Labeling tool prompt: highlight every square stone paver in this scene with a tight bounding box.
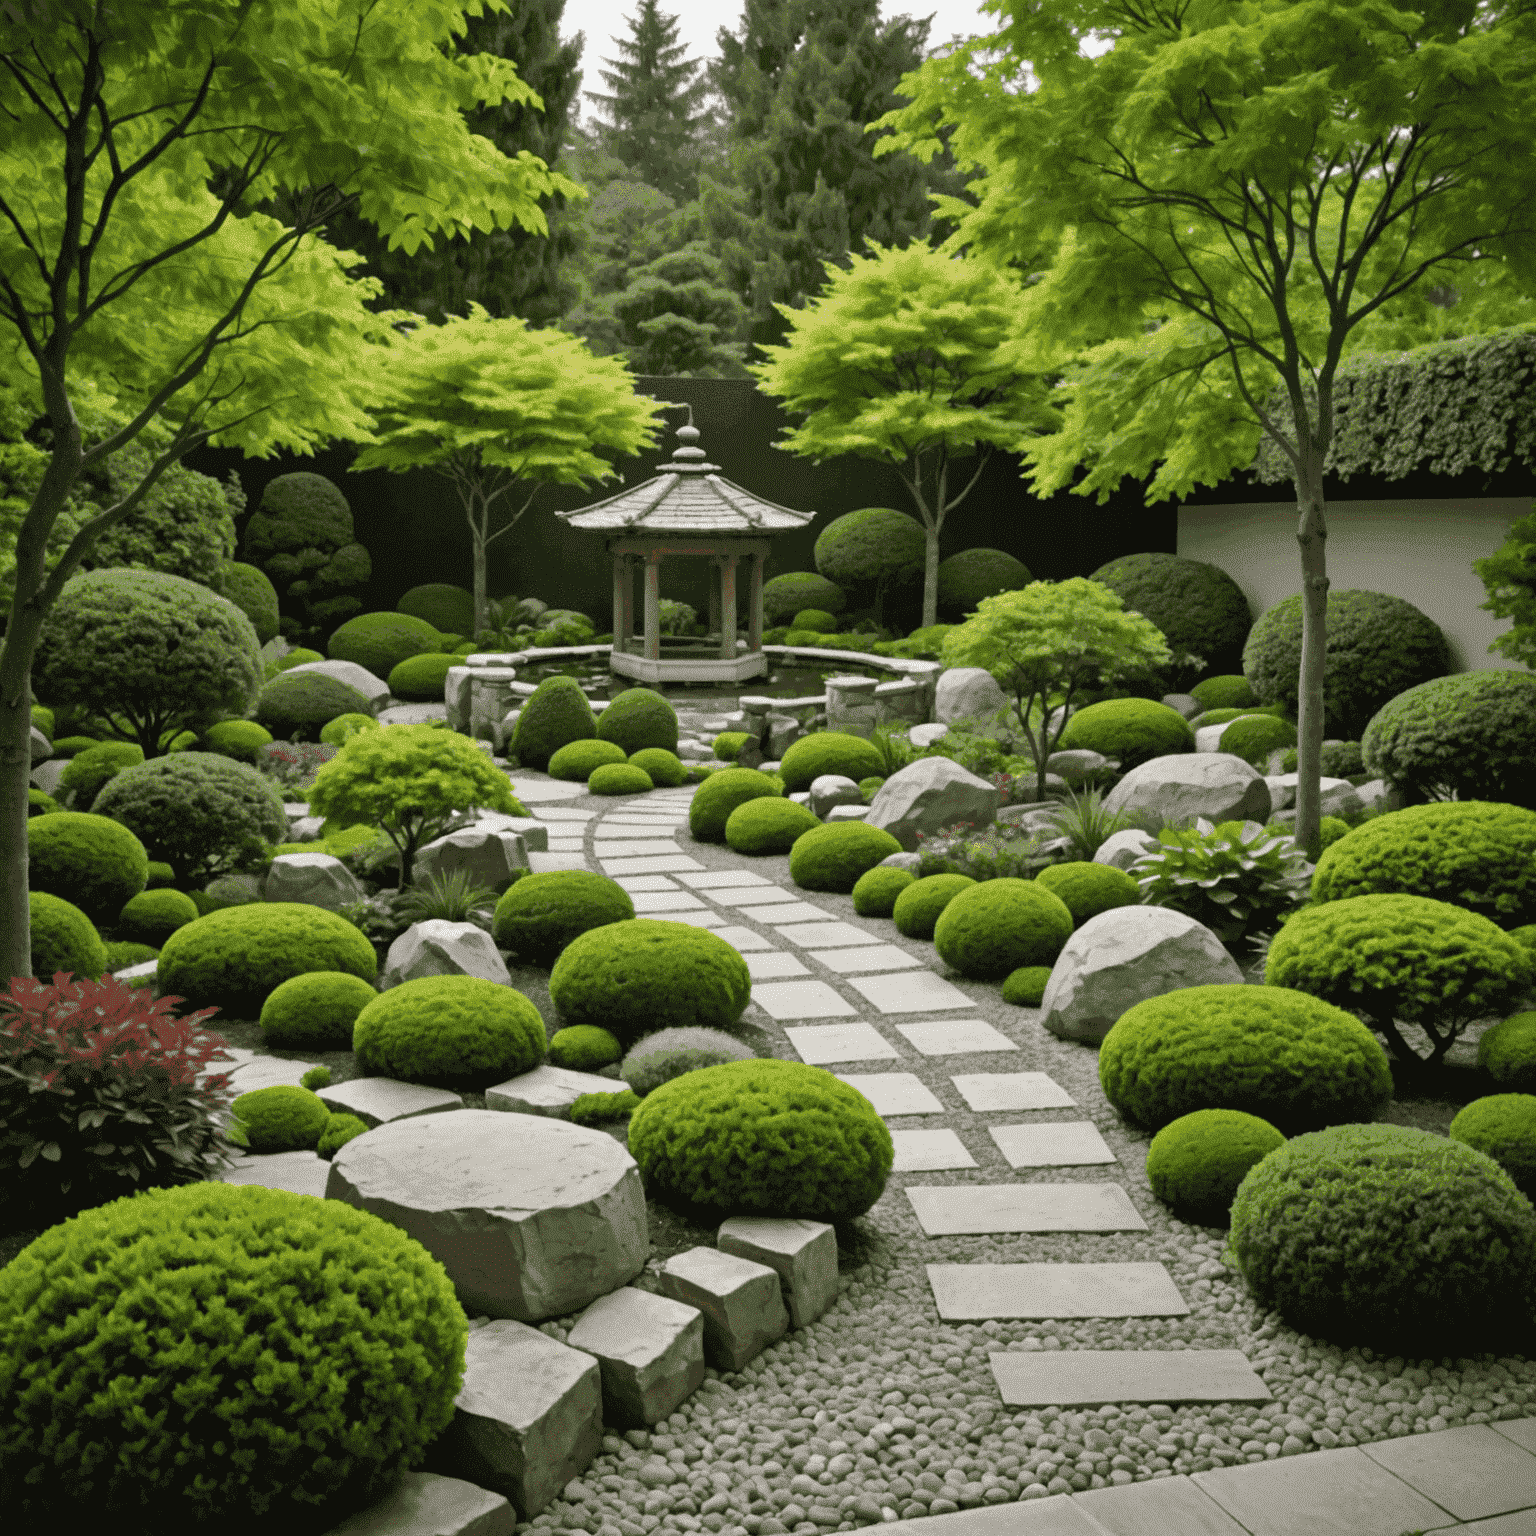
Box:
[834,1073,945,1115]
[754,905,845,927]
[927,1262,1189,1320]
[1362,1424,1536,1522]
[896,1018,1020,1055]
[989,1122,1118,1168]
[992,1349,1271,1408]
[600,854,705,875]
[750,981,859,1020]
[773,920,880,947]
[1192,1447,1450,1536]
[589,839,680,856]
[1073,1476,1250,1535]
[891,1129,977,1172]
[527,851,590,874]
[784,1022,899,1065]
[654,909,728,929]
[545,836,585,852]
[744,952,810,981]
[612,875,679,893]
[848,972,976,1013]
[906,1183,1147,1235]
[678,871,773,888]
[711,926,777,952]
[807,945,925,974]
[708,886,797,905]
[629,892,708,914]
[952,1073,1077,1112]
[526,806,596,820]
[1496,1419,1536,1456]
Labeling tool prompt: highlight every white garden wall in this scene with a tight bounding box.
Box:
[1177,497,1532,675]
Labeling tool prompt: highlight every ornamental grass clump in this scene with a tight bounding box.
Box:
[620,1026,758,1097]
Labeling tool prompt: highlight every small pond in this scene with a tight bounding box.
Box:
[519,650,905,704]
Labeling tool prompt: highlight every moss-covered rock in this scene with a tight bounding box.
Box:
[256,669,375,739]
[779,732,887,792]
[1219,712,1298,769]
[933,878,1074,979]
[115,887,199,946]
[327,610,441,680]
[386,652,457,703]
[548,738,629,781]
[397,583,475,636]
[629,748,687,787]
[893,873,976,940]
[1145,1109,1286,1226]
[548,1025,623,1072]
[29,890,107,982]
[1189,674,1256,711]
[596,688,679,755]
[1033,861,1140,927]
[851,865,916,917]
[1057,697,1195,771]
[1001,965,1052,1006]
[509,675,598,771]
[229,1084,330,1154]
[590,762,654,795]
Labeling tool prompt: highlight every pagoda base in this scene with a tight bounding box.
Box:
[610,650,769,685]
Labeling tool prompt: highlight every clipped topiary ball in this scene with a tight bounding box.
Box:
[893,873,976,940]
[317,1112,370,1161]
[1033,861,1140,927]
[29,890,107,982]
[619,1025,758,1097]
[509,674,598,771]
[1229,1122,1536,1355]
[1001,965,1052,1006]
[548,738,629,781]
[590,761,654,795]
[256,669,375,739]
[209,560,282,646]
[259,970,381,1051]
[103,940,159,972]
[492,871,635,967]
[115,887,199,946]
[1219,712,1297,769]
[1480,1012,1536,1093]
[319,712,380,748]
[789,821,904,893]
[597,687,679,755]
[689,767,783,842]
[1100,984,1393,1133]
[1449,1094,1536,1197]
[937,548,1031,618]
[1189,674,1256,711]
[1316,815,1350,853]
[1089,552,1253,681]
[199,718,274,766]
[791,608,839,634]
[725,796,821,855]
[1145,1109,1287,1226]
[1243,589,1452,739]
[28,789,60,818]
[628,1057,893,1221]
[712,732,751,762]
[397,582,475,636]
[27,811,149,922]
[1057,698,1195,771]
[762,572,846,624]
[0,1181,468,1534]
[629,748,686,787]
[353,975,546,1088]
[230,1083,331,1154]
[57,741,144,812]
[852,865,916,917]
[548,1025,623,1072]
[813,509,925,597]
[386,652,457,703]
[933,878,1074,979]
[549,919,752,1046]
[327,610,441,679]
[778,731,887,792]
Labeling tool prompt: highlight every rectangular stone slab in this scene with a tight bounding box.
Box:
[990,1349,1272,1407]
[711,925,778,951]
[835,1073,946,1115]
[655,910,729,928]
[708,886,799,905]
[1360,1423,1536,1523]
[807,944,924,974]
[891,1129,978,1172]
[905,1183,1148,1234]
[527,852,590,874]
[678,870,773,888]
[486,1064,626,1118]
[772,920,880,947]
[988,1123,1118,1168]
[952,1073,1077,1112]
[750,980,858,1020]
[848,972,976,1013]
[896,1019,1019,1055]
[544,837,584,852]
[744,951,810,980]
[784,1022,899,1065]
[1073,1476,1251,1535]
[599,854,704,874]
[588,840,680,856]
[927,1263,1190,1320]
[628,892,708,913]
[612,875,679,892]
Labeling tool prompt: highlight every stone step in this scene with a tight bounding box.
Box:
[320,1472,516,1536]
[847,971,976,1013]
[658,1245,789,1372]
[928,1262,1189,1321]
[485,1063,630,1118]
[219,1148,331,1198]
[895,1018,1019,1055]
[749,979,859,1020]
[316,1077,464,1129]
[988,1122,1117,1168]
[905,1183,1148,1235]
[717,1216,839,1331]
[564,1286,706,1429]
[990,1349,1272,1408]
[676,869,775,888]
[598,853,704,875]
[834,1072,946,1116]
[809,943,926,974]
[951,1073,1077,1111]
[891,1128,978,1171]
[785,1021,899,1065]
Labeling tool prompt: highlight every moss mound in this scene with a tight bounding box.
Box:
[936,548,1032,617]
[1480,1012,1536,1093]
[386,652,457,702]
[491,870,635,968]
[115,887,198,946]
[1033,861,1140,927]
[893,873,976,940]
[548,738,629,781]
[230,1084,330,1154]
[397,583,475,636]
[326,610,441,679]
[629,748,687,787]
[353,975,545,1088]
[597,688,679,755]
[713,732,752,762]
[689,768,783,842]
[509,675,598,771]
[852,865,916,917]
[548,1025,623,1071]
[725,796,821,855]
[1146,1109,1286,1226]
[791,608,838,633]
[1449,1093,1536,1197]
[256,670,374,738]
[57,741,144,812]
[259,970,381,1051]
[789,821,904,892]
[198,719,274,766]
[319,712,380,747]
[1001,965,1053,1006]
[779,731,887,792]
[933,878,1074,979]
[1219,713,1298,769]
[1057,697,1195,770]
[27,811,149,922]
[1189,674,1256,711]
[620,1025,758,1097]
[762,572,846,624]
[317,1113,370,1161]
[29,890,107,982]
[589,762,654,795]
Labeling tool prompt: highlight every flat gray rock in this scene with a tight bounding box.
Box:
[322,1472,517,1536]
[1360,1423,1536,1524]
[467,812,550,852]
[485,1063,631,1119]
[927,1262,1189,1320]
[987,1122,1117,1167]
[905,1182,1148,1235]
[218,1149,331,1198]
[809,773,864,817]
[316,1077,464,1129]
[1074,1476,1249,1535]
[565,1286,705,1429]
[834,1073,945,1116]
[991,1349,1272,1407]
[891,1129,978,1172]
[951,1073,1075,1112]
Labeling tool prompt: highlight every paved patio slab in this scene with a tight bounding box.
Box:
[773,920,883,946]
[656,909,729,928]
[808,944,925,974]
[1361,1423,1536,1522]
[849,972,976,1013]
[993,1349,1272,1408]
[710,926,777,951]
[708,886,799,905]
[784,1022,899,1064]
[527,852,590,874]
[750,981,859,1020]
[612,875,679,892]
[1072,1475,1250,1535]
[628,892,708,913]
[891,1129,978,1172]
[508,777,587,801]
[589,840,682,856]
[744,952,811,981]
[834,1073,946,1115]
[599,854,705,874]
[927,1262,1189,1320]
[952,1073,1077,1111]
[906,1183,1147,1234]
[678,871,774,888]
[896,1018,1019,1055]
[1497,1419,1536,1456]
[544,836,585,852]
[527,806,597,820]
[873,1496,1102,1535]
[989,1122,1118,1168]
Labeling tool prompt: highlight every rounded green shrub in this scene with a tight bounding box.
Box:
[255,669,374,739]
[1316,815,1350,853]
[1229,1123,1536,1355]
[0,1181,467,1534]
[1190,674,1256,711]
[157,902,378,1016]
[397,582,475,636]
[629,748,686,787]
[1099,984,1393,1133]
[143,860,175,889]
[779,731,887,792]
[712,732,751,762]
[198,718,274,765]
[1056,697,1195,770]
[893,873,976,940]
[1308,801,1536,929]
[29,890,107,982]
[933,878,1074,979]
[115,887,198,946]
[1480,1012,1536,1093]
[327,610,441,679]
[209,559,281,644]
[259,970,381,1051]
[92,751,289,885]
[320,712,381,747]
[689,767,783,842]
[230,1084,330,1154]
[317,1112,369,1161]
[27,811,148,922]
[50,735,101,758]
[813,509,924,597]
[549,919,752,1045]
[1449,1094,1536,1196]
[1320,740,1366,779]
[1089,552,1253,679]
[590,761,654,795]
[102,940,159,972]
[353,975,546,1088]
[1146,1109,1287,1226]
[1243,589,1452,738]
[492,871,634,968]
[791,609,839,634]
[762,572,846,624]
[936,548,1033,618]
[271,647,324,673]
[620,1025,758,1097]
[548,738,629,781]
[548,1025,623,1072]
[852,865,916,917]
[1219,712,1297,768]
[58,741,144,812]
[1361,669,1536,809]
[509,674,598,771]
[27,789,59,817]
[1033,861,1140,927]
[725,796,820,855]
[789,821,903,892]
[858,776,886,801]
[1190,706,1286,731]
[629,1058,892,1221]
[386,652,457,702]
[1002,964,1052,1006]
[30,704,54,739]
[597,688,679,755]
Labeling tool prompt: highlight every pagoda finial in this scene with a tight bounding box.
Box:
[666,401,715,472]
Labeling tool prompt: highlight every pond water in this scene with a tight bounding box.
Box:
[520,652,902,703]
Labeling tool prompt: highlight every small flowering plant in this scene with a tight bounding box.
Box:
[916,822,1054,882]
[258,739,338,795]
[1130,817,1313,948]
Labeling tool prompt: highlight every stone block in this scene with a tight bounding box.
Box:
[30,758,68,797]
[935,666,1006,725]
[321,1472,517,1536]
[112,958,159,985]
[466,812,549,852]
[1103,753,1272,828]
[905,1183,1147,1235]
[809,774,863,817]
[416,827,531,891]
[927,1262,1189,1321]
[1162,693,1203,720]
[1353,777,1403,815]
[876,850,923,873]
[382,919,512,990]
[908,722,950,748]
[285,658,390,709]
[1043,749,1117,785]
[826,804,870,822]
[287,815,326,842]
[991,1350,1270,1408]
[865,757,1000,851]
[470,669,520,742]
[657,1246,788,1371]
[446,666,475,732]
[485,1063,630,1119]
[1092,827,1160,870]
[315,1076,464,1130]
[565,1286,706,1428]
[717,1216,839,1330]
[264,851,366,911]
[423,1319,603,1520]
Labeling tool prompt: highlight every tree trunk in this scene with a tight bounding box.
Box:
[0,681,34,983]
[472,520,489,643]
[922,522,941,630]
[1293,443,1329,861]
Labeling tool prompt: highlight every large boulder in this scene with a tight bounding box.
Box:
[382,918,512,989]
[416,827,532,890]
[1092,828,1161,871]
[1266,774,1366,819]
[934,666,1006,725]
[1102,752,1271,828]
[263,851,365,910]
[283,657,390,709]
[865,757,1001,851]
[326,1108,648,1322]
[1039,906,1244,1044]
[1043,748,1117,786]
[29,726,51,764]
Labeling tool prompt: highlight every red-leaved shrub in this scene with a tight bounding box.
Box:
[0,971,243,1228]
